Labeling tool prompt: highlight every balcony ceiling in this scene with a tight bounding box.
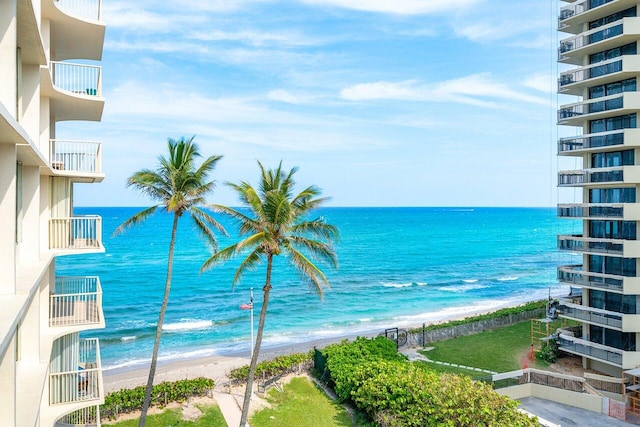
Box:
[17,0,46,65]
[0,103,30,146]
[40,68,105,122]
[560,0,638,35]
[42,0,105,61]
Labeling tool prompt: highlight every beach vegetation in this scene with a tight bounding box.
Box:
[101,377,215,420]
[320,337,536,426]
[113,137,225,426]
[536,338,558,364]
[229,352,312,384]
[102,404,226,426]
[200,161,339,426]
[251,376,352,427]
[408,299,547,334]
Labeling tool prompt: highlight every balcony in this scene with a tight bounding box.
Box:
[558,0,620,33]
[558,333,623,367]
[50,276,103,328]
[50,139,104,182]
[558,202,640,220]
[558,264,624,292]
[43,0,105,62]
[49,338,102,405]
[557,92,640,126]
[557,234,628,255]
[559,17,640,64]
[41,62,104,122]
[558,165,640,187]
[55,406,100,427]
[558,129,640,154]
[49,216,103,252]
[558,300,623,329]
[558,55,640,95]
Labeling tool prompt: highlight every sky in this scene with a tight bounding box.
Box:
[63,0,569,207]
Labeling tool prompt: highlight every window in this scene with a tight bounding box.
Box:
[589,255,637,276]
[589,78,636,100]
[591,150,634,168]
[589,42,637,64]
[589,187,635,203]
[589,7,637,30]
[589,220,636,239]
[590,113,636,133]
[589,324,636,350]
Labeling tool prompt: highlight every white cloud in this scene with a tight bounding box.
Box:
[340,73,548,107]
[189,29,324,47]
[301,0,481,15]
[267,90,317,104]
[523,73,554,93]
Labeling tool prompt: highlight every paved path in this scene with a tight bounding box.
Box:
[401,347,498,375]
[213,390,247,427]
[519,397,633,426]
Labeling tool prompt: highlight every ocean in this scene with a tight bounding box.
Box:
[57,207,579,372]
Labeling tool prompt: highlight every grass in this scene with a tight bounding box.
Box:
[251,376,352,427]
[102,404,226,427]
[418,320,547,374]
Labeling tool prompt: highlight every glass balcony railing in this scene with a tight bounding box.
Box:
[558,333,623,366]
[49,276,102,327]
[557,264,624,292]
[558,0,616,27]
[559,20,626,60]
[559,58,623,89]
[558,130,624,153]
[558,234,624,254]
[558,167,624,186]
[557,203,624,219]
[50,139,102,174]
[50,61,102,97]
[49,216,102,250]
[54,0,102,21]
[558,301,623,329]
[558,94,624,122]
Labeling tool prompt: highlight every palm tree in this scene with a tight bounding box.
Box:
[201,161,339,427]
[114,136,226,427]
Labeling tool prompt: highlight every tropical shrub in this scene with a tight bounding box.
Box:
[321,337,537,426]
[536,338,558,363]
[229,352,312,383]
[101,377,215,419]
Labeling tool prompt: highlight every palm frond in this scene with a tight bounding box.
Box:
[288,248,331,297]
[231,248,263,287]
[288,235,338,269]
[112,205,159,236]
[191,206,229,237]
[290,220,340,241]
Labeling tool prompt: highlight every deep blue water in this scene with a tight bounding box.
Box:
[57,207,579,371]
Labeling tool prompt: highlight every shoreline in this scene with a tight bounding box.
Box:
[103,294,560,393]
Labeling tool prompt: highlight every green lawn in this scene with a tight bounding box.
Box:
[418,320,546,373]
[102,404,226,427]
[251,377,352,427]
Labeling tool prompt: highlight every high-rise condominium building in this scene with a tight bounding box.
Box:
[556,0,640,376]
[0,0,106,425]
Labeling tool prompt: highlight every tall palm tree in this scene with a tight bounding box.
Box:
[114,137,225,427]
[201,161,339,427]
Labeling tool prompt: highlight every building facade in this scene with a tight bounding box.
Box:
[556,0,640,376]
[0,0,106,425]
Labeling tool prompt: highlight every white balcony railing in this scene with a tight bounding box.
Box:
[50,139,102,174]
[50,276,102,327]
[55,406,100,427]
[54,0,102,21]
[49,216,102,250]
[50,61,102,97]
[49,338,102,405]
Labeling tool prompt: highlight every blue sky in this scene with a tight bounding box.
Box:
[65,0,565,207]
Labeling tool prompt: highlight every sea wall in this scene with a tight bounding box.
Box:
[406,307,546,347]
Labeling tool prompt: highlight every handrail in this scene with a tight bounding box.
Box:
[49,216,102,250]
[50,139,102,174]
[50,61,102,97]
[53,0,102,21]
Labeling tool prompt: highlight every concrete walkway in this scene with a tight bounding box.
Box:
[401,347,498,375]
[213,390,248,427]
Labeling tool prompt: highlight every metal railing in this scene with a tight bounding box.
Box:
[558,302,623,329]
[55,406,100,427]
[49,216,102,250]
[50,139,102,174]
[558,93,624,122]
[557,203,625,219]
[558,334,623,366]
[557,265,624,292]
[558,129,624,153]
[49,338,102,405]
[50,276,102,327]
[558,167,624,186]
[50,61,102,97]
[559,21,624,60]
[492,368,586,393]
[53,0,102,21]
[559,57,623,88]
[558,234,624,254]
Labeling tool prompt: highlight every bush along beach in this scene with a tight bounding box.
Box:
[320,337,537,427]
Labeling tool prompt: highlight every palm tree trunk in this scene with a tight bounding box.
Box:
[239,254,273,427]
[139,214,179,427]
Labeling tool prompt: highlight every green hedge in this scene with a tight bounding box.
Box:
[408,300,547,334]
[321,337,537,427]
[101,377,215,419]
[229,352,312,383]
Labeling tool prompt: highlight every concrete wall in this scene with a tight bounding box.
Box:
[497,383,604,414]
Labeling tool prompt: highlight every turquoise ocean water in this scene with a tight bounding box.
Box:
[58,207,578,372]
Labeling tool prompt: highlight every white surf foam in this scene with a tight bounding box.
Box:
[497,276,519,282]
[437,284,490,293]
[162,320,213,331]
[382,282,413,288]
